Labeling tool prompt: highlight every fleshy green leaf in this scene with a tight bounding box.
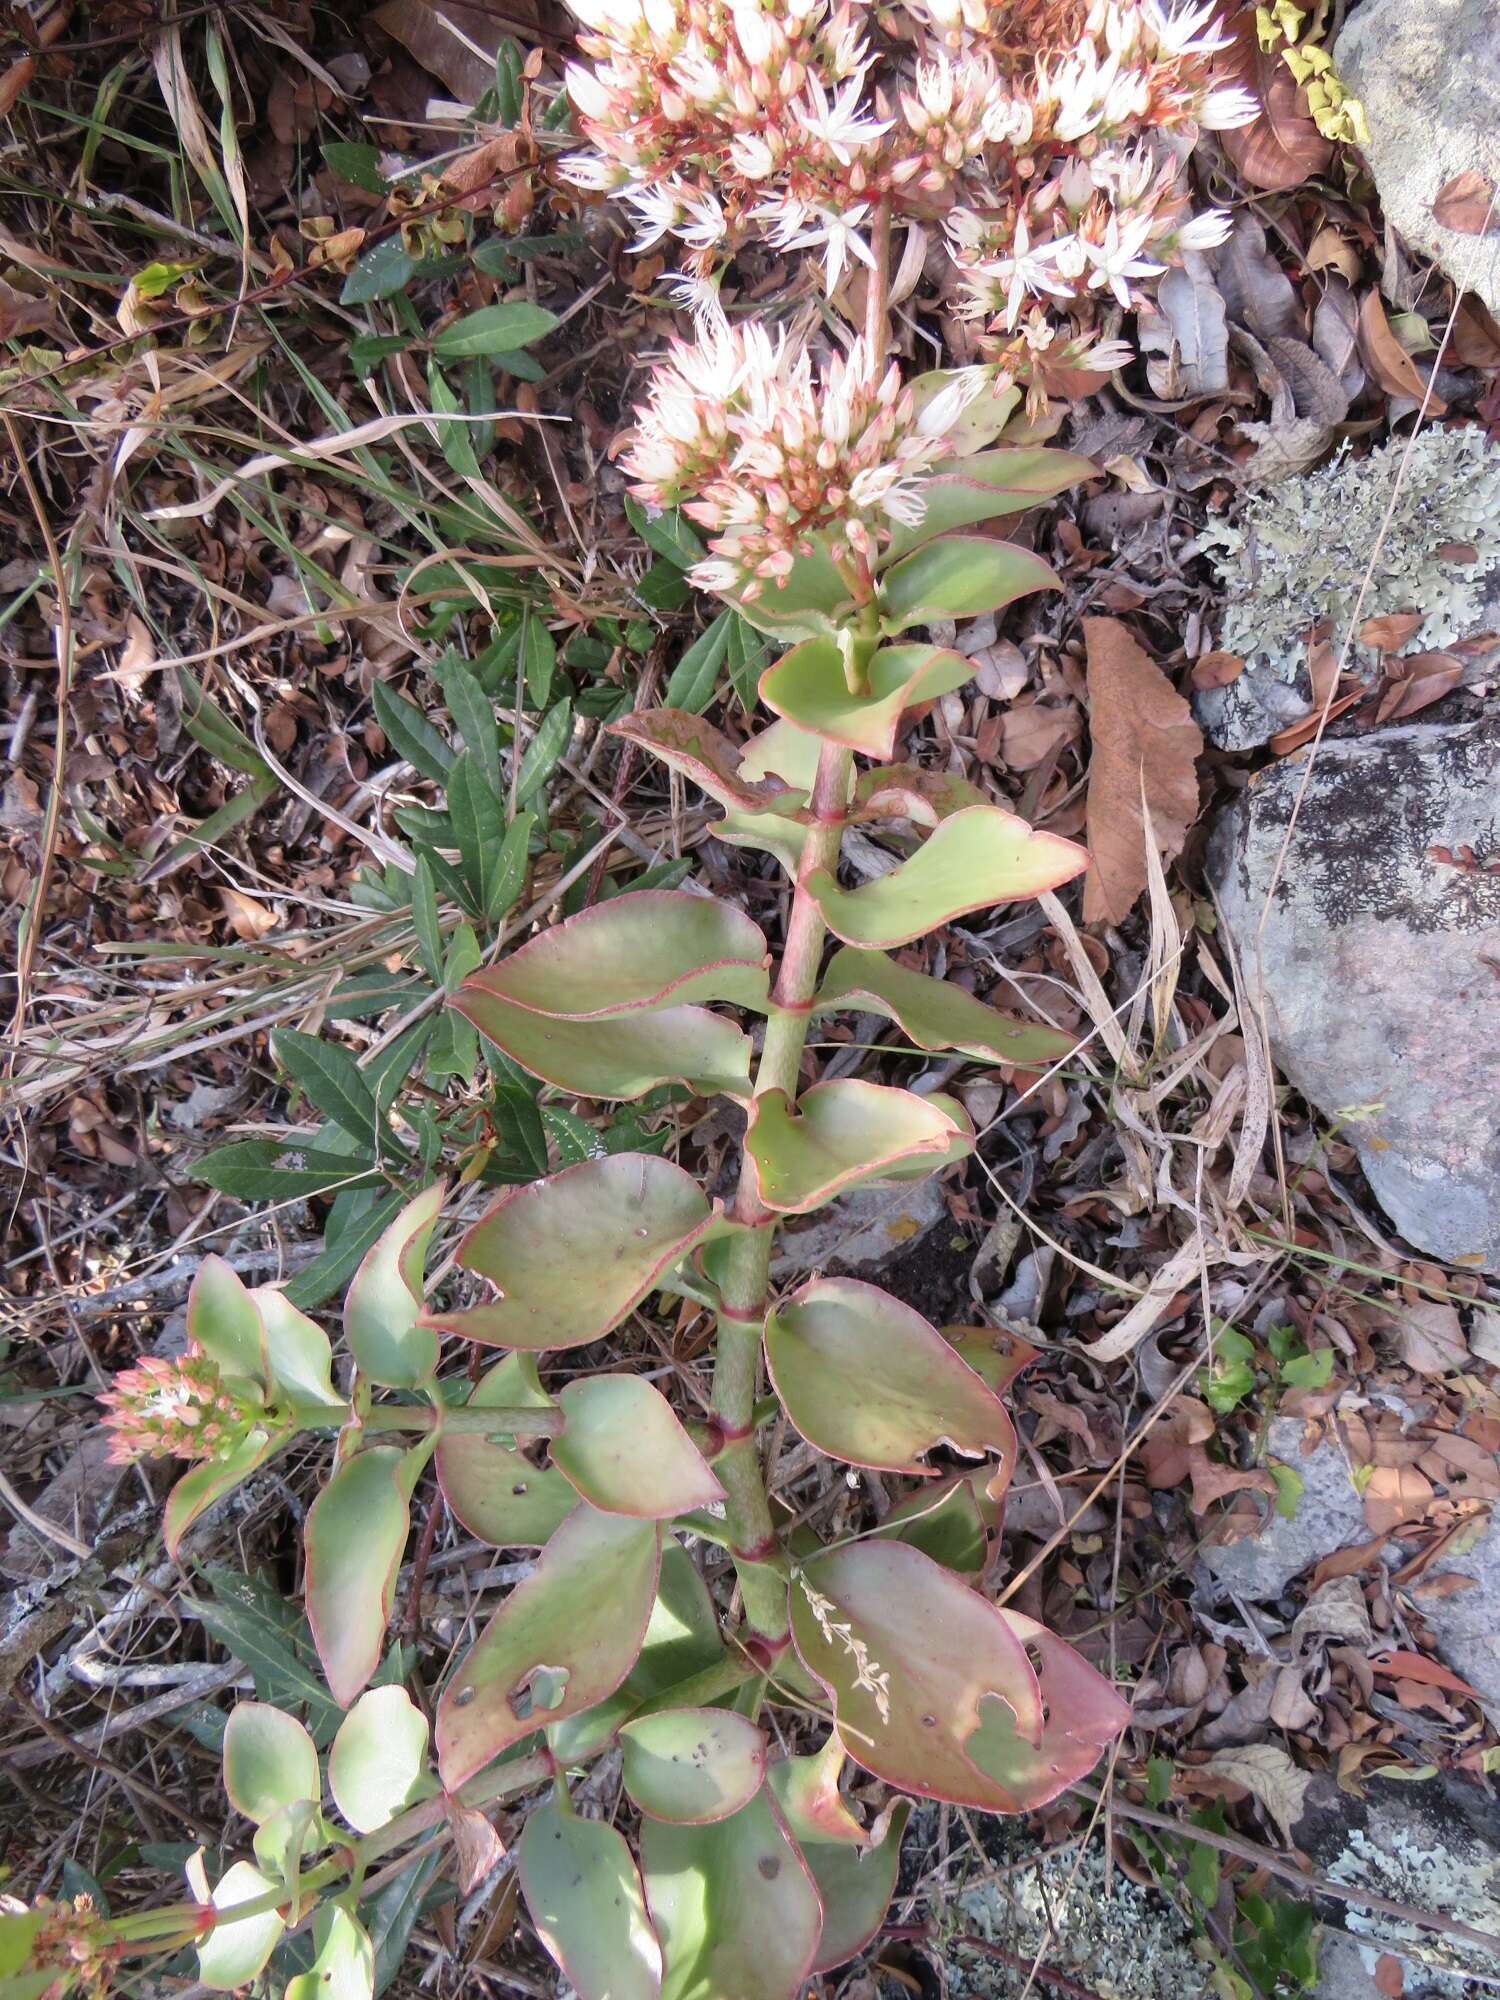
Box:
[196,1861,285,1991]
[458,991,754,1099]
[881,448,1094,563]
[550,1377,725,1518]
[517,1799,663,2000]
[760,639,972,758]
[343,1182,444,1388]
[608,710,805,815]
[437,1353,573,1546]
[186,1256,264,1386]
[165,1430,277,1561]
[305,1446,419,1707]
[877,535,1059,633]
[905,369,1021,458]
[328,1686,430,1833]
[640,1787,822,2000]
[767,1738,911,1972]
[424,1154,716,1351]
[719,541,851,641]
[223,1702,319,1824]
[436,1505,661,1787]
[457,891,769,1018]
[765,1276,1016,1482]
[250,1289,342,1407]
[429,302,559,359]
[284,1906,375,2000]
[790,1542,1124,1809]
[808,807,1088,949]
[814,946,1074,1067]
[621,1709,766,1825]
[875,1474,992,1573]
[745,1081,971,1214]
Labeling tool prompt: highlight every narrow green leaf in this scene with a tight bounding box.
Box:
[516,700,572,803]
[195,1139,382,1202]
[523,616,556,708]
[446,752,509,918]
[662,611,732,715]
[623,497,706,569]
[410,855,443,985]
[271,1029,379,1144]
[371,682,453,786]
[341,236,417,306]
[284,1189,409,1311]
[434,652,501,796]
[430,302,559,359]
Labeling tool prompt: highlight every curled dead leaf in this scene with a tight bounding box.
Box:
[1190,650,1245,691]
[1374,651,1463,722]
[1358,611,1424,652]
[1357,291,1447,415]
[1432,169,1499,237]
[1198,1741,1312,1845]
[1215,17,1334,193]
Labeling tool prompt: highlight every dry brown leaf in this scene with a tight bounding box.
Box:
[1394,1298,1467,1375]
[1374,1955,1405,1998]
[1306,224,1361,283]
[447,1801,506,1893]
[1199,1742,1312,1845]
[997,698,1079,771]
[1432,170,1500,237]
[1375,651,1464,722]
[1215,17,1334,193]
[219,889,278,941]
[1082,618,1202,925]
[1190,650,1245,691]
[1451,295,1500,369]
[1362,1463,1435,1536]
[1357,291,1447,415]
[103,615,158,692]
[372,0,518,100]
[1359,611,1424,651]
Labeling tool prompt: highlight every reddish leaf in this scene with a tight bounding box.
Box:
[1432,170,1499,237]
[1371,1649,1481,1700]
[1190,650,1245,691]
[1357,292,1447,415]
[1215,18,1333,192]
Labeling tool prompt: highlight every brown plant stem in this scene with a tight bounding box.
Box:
[709,203,896,1648]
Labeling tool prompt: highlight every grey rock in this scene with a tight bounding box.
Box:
[768,1177,946,1279]
[1417,1512,1500,1711]
[1337,0,1500,318]
[1199,1416,1366,1600]
[1208,716,1500,1271]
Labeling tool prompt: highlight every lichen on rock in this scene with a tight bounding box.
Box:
[1195,426,1500,749]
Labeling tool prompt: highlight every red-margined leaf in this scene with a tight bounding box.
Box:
[788,1540,1050,1810]
[745,1081,971,1214]
[518,1797,663,2000]
[223,1702,319,1824]
[970,1608,1131,1808]
[328,1685,430,1833]
[195,1861,285,1991]
[457,891,770,1017]
[164,1429,277,1560]
[248,1289,341,1408]
[608,710,805,814]
[620,1708,767,1824]
[550,1376,725,1518]
[436,1504,660,1788]
[437,1353,573,1546]
[767,1737,911,1972]
[881,448,1095,563]
[423,1154,716,1352]
[944,1325,1038,1396]
[343,1183,444,1389]
[454,988,754,1100]
[719,538,851,640]
[760,638,972,758]
[815,946,1074,1068]
[877,535,1059,633]
[187,1255,265,1386]
[807,807,1087,949]
[852,763,988,827]
[305,1443,424,1706]
[640,1786,822,2000]
[765,1277,1016,1487]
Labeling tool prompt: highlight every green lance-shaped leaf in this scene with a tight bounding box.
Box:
[620,1708,767,1825]
[546,1538,724,1763]
[456,989,754,1100]
[814,945,1075,1068]
[745,1081,972,1215]
[881,447,1096,564]
[249,1289,342,1407]
[223,1702,319,1824]
[343,1182,444,1388]
[196,1860,285,1991]
[764,1277,1016,1486]
[760,639,973,758]
[436,1504,661,1788]
[965,1608,1132,1809]
[550,1377,725,1519]
[640,1786,823,2000]
[305,1444,423,1707]
[789,1539,1049,1811]
[767,1737,911,1973]
[608,710,806,816]
[329,1685,431,1833]
[807,806,1087,950]
[187,1255,265,1387]
[164,1429,278,1560]
[284,1906,375,2000]
[429,301,559,359]
[457,891,771,1018]
[518,1797,663,2000]
[877,535,1060,633]
[437,1353,574,1546]
[423,1154,716,1352]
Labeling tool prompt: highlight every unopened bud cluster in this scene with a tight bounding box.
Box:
[13,1895,122,2000]
[624,323,977,594]
[99,1352,261,1467]
[562,0,1256,358]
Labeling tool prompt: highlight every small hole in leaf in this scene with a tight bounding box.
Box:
[454,1687,476,1707]
[921,1714,936,1727]
[758,1856,779,1880]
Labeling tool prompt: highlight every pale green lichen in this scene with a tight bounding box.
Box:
[1325,1812,1500,1996]
[1201,426,1500,678]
